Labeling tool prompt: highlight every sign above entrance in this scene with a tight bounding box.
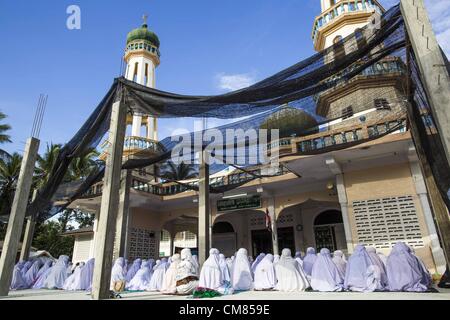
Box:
[217,195,262,212]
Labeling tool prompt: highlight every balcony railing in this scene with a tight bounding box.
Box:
[312,0,384,42]
[124,136,161,152]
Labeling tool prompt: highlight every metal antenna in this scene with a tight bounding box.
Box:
[31,94,48,139]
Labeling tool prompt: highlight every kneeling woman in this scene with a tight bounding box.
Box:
[175,248,199,295]
[254,254,276,291]
[275,248,309,292]
[310,248,344,292]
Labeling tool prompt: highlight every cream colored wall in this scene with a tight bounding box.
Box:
[343,162,435,270]
[323,21,368,49]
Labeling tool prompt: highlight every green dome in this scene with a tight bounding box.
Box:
[126,24,160,48]
[260,106,318,139]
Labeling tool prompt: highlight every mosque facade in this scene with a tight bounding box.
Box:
[64,0,446,274]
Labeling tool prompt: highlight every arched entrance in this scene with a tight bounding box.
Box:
[212,221,236,257]
[313,210,344,252]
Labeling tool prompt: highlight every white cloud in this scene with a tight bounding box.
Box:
[216,73,256,92]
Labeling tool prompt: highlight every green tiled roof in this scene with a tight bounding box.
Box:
[126,24,160,48]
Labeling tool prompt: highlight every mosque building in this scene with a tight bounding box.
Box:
[63,0,446,274]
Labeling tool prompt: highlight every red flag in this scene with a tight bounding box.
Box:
[265,208,272,233]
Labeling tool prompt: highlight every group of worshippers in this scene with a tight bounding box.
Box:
[10,255,95,292]
[194,241,433,295]
[11,241,433,295]
[109,248,202,295]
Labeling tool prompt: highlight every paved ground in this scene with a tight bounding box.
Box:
[1,288,449,300]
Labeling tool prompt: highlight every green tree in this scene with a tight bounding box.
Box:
[68,148,99,180]
[32,220,74,258]
[0,153,22,216]
[35,143,62,189]
[160,161,198,181]
[0,111,12,159]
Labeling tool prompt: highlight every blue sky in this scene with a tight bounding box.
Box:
[0,0,448,155]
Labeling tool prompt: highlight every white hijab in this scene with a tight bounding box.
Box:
[161,254,181,294]
[147,259,168,291]
[219,254,231,283]
[254,253,276,290]
[274,248,309,292]
[110,257,126,289]
[332,250,347,276]
[176,248,198,281]
[199,248,222,290]
[231,248,253,291]
[44,255,70,289]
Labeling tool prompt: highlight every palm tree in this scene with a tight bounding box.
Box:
[0,112,12,160]
[160,161,198,181]
[35,143,62,189]
[68,148,100,180]
[0,153,22,215]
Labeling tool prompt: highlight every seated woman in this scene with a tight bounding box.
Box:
[367,247,388,288]
[63,262,83,290]
[302,247,317,278]
[161,254,181,294]
[311,248,344,292]
[147,258,168,291]
[126,258,142,283]
[386,242,431,292]
[32,261,54,289]
[78,258,95,291]
[230,248,253,291]
[110,258,126,290]
[127,260,153,291]
[218,254,230,285]
[23,260,42,288]
[332,250,347,276]
[344,245,383,292]
[254,254,276,291]
[294,251,304,268]
[44,255,70,289]
[251,253,265,275]
[10,261,28,290]
[175,248,199,295]
[275,248,309,292]
[198,248,222,291]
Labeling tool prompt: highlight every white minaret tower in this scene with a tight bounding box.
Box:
[124,15,160,141]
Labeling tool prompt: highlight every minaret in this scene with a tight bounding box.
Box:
[124,15,160,141]
[312,0,384,51]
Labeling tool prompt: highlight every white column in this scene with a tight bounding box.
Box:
[336,174,354,254]
[153,118,158,141]
[131,115,142,137]
[268,197,279,256]
[89,211,99,259]
[409,146,447,273]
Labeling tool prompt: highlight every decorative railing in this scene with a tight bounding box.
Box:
[124,136,161,152]
[312,0,384,42]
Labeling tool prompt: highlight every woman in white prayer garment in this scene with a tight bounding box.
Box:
[366,247,388,288]
[175,248,199,295]
[161,253,181,294]
[147,258,168,291]
[198,248,222,290]
[332,250,347,276]
[21,261,33,279]
[254,254,276,291]
[24,260,42,288]
[274,248,309,292]
[302,247,317,277]
[32,261,55,289]
[44,255,70,289]
[110,257,126,290]
[63,262,84,291]
[218,254,231,284]
[294,251,304,268]
[126,258,142,282]
[192,255,200,275]
[10,261,28,290]
[230,248,253,291]
[251,253,265,274]
[127,260,153,291]
[78,258,95,291]
[36,260,53,281]
[311,248,344,292]
[344,245,383,292]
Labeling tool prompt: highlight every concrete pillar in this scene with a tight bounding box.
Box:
[408,146,447,273]
[146,116,154,140]
[153,117,158,141]
[336,174,354,254]
[401,0,450,166]
[19,218,36,262]
[131,115,142,137]
[0,137,40,296]
[113,170,131,261]
[198,149,210,266]
[91,100,127,300]
[268,197,279,256]
[19,190,38,262]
